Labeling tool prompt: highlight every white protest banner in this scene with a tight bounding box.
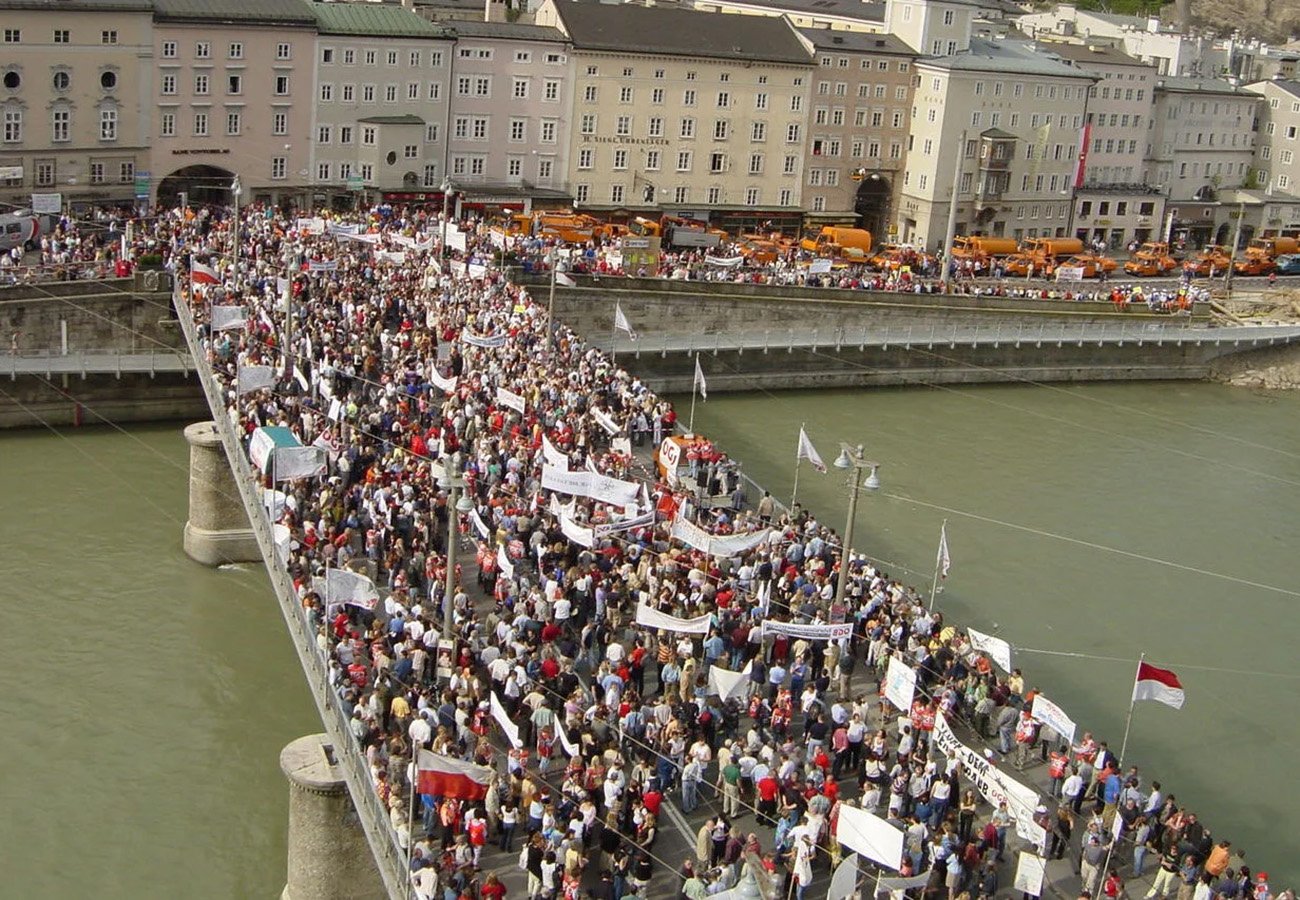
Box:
[496,544,515,579]
[327,222,360,236]
[1030,693,1077,745]
[708,528,772,558]
[211,305,247,331]
[325,567,380,611]
[469,509,491,539]
[236,364,275,395]
[1055,266,1086,283]
[761,620,853,641]
[588,472,640,507]
[554,717,579,757]
[308,258,338,272]
[496,386,526,414]
[877,873,933,893]
[592,406,619,435]
[968,627,1013,673]
[467,263,488,280]
[659,437,681,483]
[884,655,917,711]
[708,664,750,702]
[828,855,858,900]
[376,250,407,265]
[296,217,326,235]
[461,331,507,349]
[337,231,381,245]
[705,255,745,269]
[542,462,591,496]
[635,600,712,635]
[931,712,1045,849]
[490,692,522,748]
[809,258,833,275]
[612,436,632,457]
[593,510,655,538]
[560,511,596,549]
[430,368,457,393]
[444,226,467,252]
[1013,852,1046,897]
[835,804,904,871]
[542,435,569,470]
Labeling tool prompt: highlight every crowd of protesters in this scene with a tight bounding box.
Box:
[155,203,1283,900]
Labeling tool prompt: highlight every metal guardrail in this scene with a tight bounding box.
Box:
[3,348,191,377]
[606,321,1300,356]
[172,289,411,900]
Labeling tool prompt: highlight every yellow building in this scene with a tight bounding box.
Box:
[536,0,814,234]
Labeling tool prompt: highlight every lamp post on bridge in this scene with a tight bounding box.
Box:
[831,443,881,610]
[438,456,473,683]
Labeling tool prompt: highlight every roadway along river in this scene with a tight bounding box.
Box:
[2,380,1298,895]
[686,380,1300,885]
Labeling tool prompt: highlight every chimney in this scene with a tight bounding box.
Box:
[402,0,413,9]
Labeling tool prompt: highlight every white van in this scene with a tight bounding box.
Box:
[0,212,46,253]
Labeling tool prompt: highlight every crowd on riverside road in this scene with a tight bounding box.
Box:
[159,203,1278,900]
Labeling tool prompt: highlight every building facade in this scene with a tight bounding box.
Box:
[152,0,317,206]
[306,3,453,208]
[900,37,1093,248]
[796,28,916,237]
[442,21,574,215]
[537,0,814,233]
[1249,78,1300,197]
[0,0,154,211]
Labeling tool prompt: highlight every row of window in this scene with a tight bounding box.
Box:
[818,57,910,73]
[571,184,792,207]
[2,108,118,143]
[577,114,806,144]
[575,147,802,177]
[5,28,120,44]
[160,40,292,61]
[1077,200,1158,217]
[816,82,910,100]
[2,69,118,92]
[814,109,907,129]
[581,66,784,86]
[27,159,134,187]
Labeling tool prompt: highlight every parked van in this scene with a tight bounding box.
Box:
[0,212,46,253]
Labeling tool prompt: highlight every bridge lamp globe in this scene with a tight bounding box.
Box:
[455,494,474,514]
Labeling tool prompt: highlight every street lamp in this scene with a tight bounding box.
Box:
[832,443,881,610]
[437,457,474,681]
[230,175,242,284]
[440,177,455,258]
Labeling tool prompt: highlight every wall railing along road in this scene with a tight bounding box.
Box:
[172,287,411,900]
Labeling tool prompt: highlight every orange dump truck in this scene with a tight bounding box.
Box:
[951,235,1019,270]
[1004,237,1085,276]
[1233,237,1300,276]
[1122,242,1178,277]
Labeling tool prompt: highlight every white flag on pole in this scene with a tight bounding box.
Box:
[613,303,638,339]
[797,427,827,473]
[694,355,708,400]
[937,522,951,579]
[555,270,576,287]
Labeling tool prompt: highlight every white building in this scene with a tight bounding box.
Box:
[1017,5,1228,78]
[899,36,1093,247]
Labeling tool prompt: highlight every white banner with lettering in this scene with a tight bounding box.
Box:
[496,544,515,579]
[883,655,916,711]
[542,435,569,470]
[592,407,620,435]
[967,627,1013,673]
[634,600,712,635]
[559,511,596,549]
[593,510,655,538]
[211,305,247,331]
[1013,852,1046,897]
[430,367,457,393]
[323,567,380,611]
[490,691,522,748]
[835,804,904,871]
[761,620,853,641]
[1030,693,1077,745]
[707,663,751,703]
[541,463,639,507]
[496,386,526,414]
[461,331,507,349]
[932,712,1045,849]
[670,515,771,558]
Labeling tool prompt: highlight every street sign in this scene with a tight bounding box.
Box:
[134,170,150,199]
[347,175,364,192]
[31,193,62,214]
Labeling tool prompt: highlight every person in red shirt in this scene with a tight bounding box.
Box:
[642,786,663,817]
[480,872,507,900]
[757,774,780,826]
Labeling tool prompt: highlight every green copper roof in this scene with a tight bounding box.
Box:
[310,1,450,38]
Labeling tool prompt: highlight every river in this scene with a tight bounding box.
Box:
[2,381,1298,895]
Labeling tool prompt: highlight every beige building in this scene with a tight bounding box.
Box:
[688,0,886,34]
[0,0,154,210]
[1248,78,1300,198]
[900,37,1094,247]
[152,0,317,207]
[536,0,813,234]
[795,28,916,236]
[306,3,453,208]
[442,20,574,215]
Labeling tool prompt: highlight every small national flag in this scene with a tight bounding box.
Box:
[614,302,638,339]
[1132,661,1184,709]
[191,261,221,285]
[555,270,576,287]
[416,749,492,800]
[797,427,826,474]
[937,522,951,579]
[694,355,708,400]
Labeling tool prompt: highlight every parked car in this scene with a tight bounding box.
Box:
[1273,254,1300,275]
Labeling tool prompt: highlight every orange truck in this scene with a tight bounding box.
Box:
[950,235,1019,270]
[1004,237,1085,277]
[1182,245,1232,277]
[1122,242,1179,277]
[630,215,727,249]
[1055,253,1119,279]
[1233,236,1300,276]
[498,212,622,243]
[799,226,873,261]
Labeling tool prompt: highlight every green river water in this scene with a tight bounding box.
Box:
[1,380,1297,895]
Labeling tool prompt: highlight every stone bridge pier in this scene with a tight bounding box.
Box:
[182,420,260,565]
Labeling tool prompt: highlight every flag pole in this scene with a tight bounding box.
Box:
[611,310,618,367]
[688,353,699,435]
[929,517,947,612]
[791,422,804,509]
[406,753,418,893]
[1117,652,1144,768]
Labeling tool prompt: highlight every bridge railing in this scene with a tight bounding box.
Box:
[3,347,193,376]
[172,288,412,900]
[606,319,1300,356]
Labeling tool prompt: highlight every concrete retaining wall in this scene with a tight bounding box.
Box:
[0,280,182,355]
[0,371,207,428]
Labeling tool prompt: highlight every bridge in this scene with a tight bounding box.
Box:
[3,348,192,378]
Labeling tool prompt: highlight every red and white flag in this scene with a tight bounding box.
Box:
[191,261,221,285]
[1132,661,1184,709]
[797,427,826,473]
[416,749,493,800]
